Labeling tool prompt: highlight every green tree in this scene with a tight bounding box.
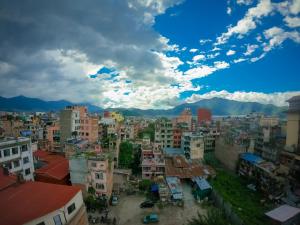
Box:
[138,123,155,141]
[131,144,141,175]
[119,141,133,168]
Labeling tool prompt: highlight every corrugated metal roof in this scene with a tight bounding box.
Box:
[240,153,263,164]
[192,177,212,190]
[265,204,300,222]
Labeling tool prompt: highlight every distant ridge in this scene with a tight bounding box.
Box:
[0,95,286,116]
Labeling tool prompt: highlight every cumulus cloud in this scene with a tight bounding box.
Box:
[284,16,300,28]
[192,54,206,61]
[226,49,236,55]
[237,0,253,5]
[216,0,273,45]
[185,90,300,106]
[189,48,198,53]
[244,44,259,56]
[263,26,300,52]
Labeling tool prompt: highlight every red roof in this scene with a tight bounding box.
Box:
[0,168,17,190]
[34,150,69,180]
[0,181,80,225]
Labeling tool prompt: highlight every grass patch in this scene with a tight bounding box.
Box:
[211,170,272,225]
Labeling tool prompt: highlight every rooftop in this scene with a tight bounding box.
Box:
[265,204,300,222]
[0,181,80,225]
[34,150,69,180]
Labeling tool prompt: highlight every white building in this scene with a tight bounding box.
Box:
[0,137,35,180]
[181,132,204,160]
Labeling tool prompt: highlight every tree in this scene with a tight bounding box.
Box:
[119,141,133,168]
[187,208,231,225]
[138,123,155,141]
[131,144,141,175]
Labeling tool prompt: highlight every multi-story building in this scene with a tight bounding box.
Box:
[0,137,35,180]
[181,132,204,160]
[174,108,192,130]
[197,108,212,126]
[155,118,173,148]
[285,95,300,153]
[69,152,114,198]
[46,122,61,152]
[141,144,165,179]
[60,106,99,144]
[0,168,88,225]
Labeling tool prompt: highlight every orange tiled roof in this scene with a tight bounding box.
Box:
[34,150,69,180]
[0,181,80,225]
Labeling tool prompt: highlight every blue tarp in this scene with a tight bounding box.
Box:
[151,184,159,192]
[166,176,183,200]
[163,147,184,156]
[192,177,212,190]
[20,130,32,137]
[240,153,263,164]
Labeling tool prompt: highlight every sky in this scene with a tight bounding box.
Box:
[0,0,299,109]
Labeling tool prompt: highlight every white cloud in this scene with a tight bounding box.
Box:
[199,39,211,45]
[185,90,300,107]
[290,0,300,14]
[237,0,253,5]
[192,54,205,61]
[284,16,300,28]
[233,58,247,63]
[263,26,300,52]
[227,7,232,15]
[189,48,198,53]
[214,61,230,69]
[216,0,273,45]
[244,44,259,56]
[226,49,236,55]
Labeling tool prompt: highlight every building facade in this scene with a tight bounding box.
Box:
[0,137,35,180]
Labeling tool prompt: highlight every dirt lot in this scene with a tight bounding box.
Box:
[108,182,206,225]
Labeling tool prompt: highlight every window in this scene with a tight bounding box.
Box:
[12,147,18,155]
[53,215,62,225]
[95,173,103,179]
[67,203,76,214]
[24,168,30,175]
[91,162,97,167]
[36,222,45,225]
[13,160,20,168]
[96,183,105,190]
[21,145,28,152]
[23,157,29,164]
[0,150,2,158]
[3,149,10,157]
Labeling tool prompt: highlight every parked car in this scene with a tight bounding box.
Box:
[140,200,154,208]
[111,196,118,206]
[143,213,159,224]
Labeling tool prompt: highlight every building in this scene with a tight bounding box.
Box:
[181,132,204,160]
[60,107,80,144]
[141,144,165,179]
[197,108,211,125]
[265,204,300,225]
[174,108,192,130]
[0,168,88,225]
[155,118,173,148]
[0,137,35,180]
[33,150,70,185]
[60,106,99,144]
[46,122,61,152]
[69,152,114,198]
[259,116,279,127]
[285,95,300,153]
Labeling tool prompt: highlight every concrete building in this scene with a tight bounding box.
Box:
[259,116,279,127]
[46,122,61,152]
[197,108,212,125]
[285,96,300,153]
[60,106,99,144]
[181,132,204,160]
[69,152,114,198]
[0,168,88,225]
[174,108,192,130]
[141,144,165,179]
[155,118,173,148]
[0,137,35,181]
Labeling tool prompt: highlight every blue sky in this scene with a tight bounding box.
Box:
[0,0,299,109]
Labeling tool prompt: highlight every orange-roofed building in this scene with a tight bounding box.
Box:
[33,150,70,185]
[0,168,88,225]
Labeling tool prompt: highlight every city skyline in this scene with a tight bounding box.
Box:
[0,0,299,109]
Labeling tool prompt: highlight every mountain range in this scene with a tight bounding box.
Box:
[0,95,287,117]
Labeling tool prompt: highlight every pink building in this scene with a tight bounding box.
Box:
[141,144,165,179]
